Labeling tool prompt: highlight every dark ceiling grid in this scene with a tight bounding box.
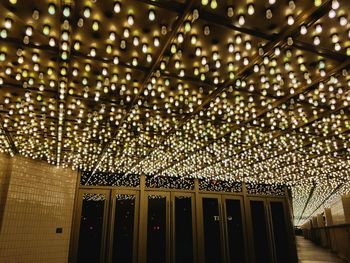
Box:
[135,0,347,62]
[0,1,55,155]
[185,101,350,179]
[148,0,349,177]
[85,0,197,183]
[119,0,337,179]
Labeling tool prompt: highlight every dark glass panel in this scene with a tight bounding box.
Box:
[175,196,193,263]
[250,200,271,263]
[112,194,136,263]
[77,193,106,263]
[270,201,290,263]
[225,199,245,263]
[147,195,167,263]
[202,197,222,263]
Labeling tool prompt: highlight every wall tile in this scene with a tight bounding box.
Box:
[0,155,77,263]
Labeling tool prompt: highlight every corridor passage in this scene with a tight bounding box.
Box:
[296,236,344,263]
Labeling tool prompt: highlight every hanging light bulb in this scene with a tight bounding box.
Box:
[227,6,234,17]
[127,15,134,26]
[190,35,197,45]
[63,6,70,17]
[201,0,209,6]
[114,1,121,13]
[238,15,245,26]
[300,25,307,35]
[266,9,273,19]
[26,26,33,36]
[313,36,320,45]
[332,0,339,10]
[4,18,12,29]
[329,9,336,19]
[92,20,99,31]
[49,37,56,47]
[210,0,218,9]
[83,7,91,18]
[339,16,347,26]
[287,15,294,25]
[315,24,322,33]
[148,9,155,21]
[247,4,255,15]
[43,24,50,35]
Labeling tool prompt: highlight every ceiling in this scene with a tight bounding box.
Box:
[0,0,349,225]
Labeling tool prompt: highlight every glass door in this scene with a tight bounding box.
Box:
[73,189,110,263]
[248,198,273,263]
[268,199,292,263]
[222,196,247,263]
[199,194,225,263]
[171,193,196,263]
[107,190,139,263]
[145,192,170,263]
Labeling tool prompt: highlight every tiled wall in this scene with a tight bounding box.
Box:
[0,155,78,263]
[342,195,350,223]
[330,196,346,225]
[0,154,12,232]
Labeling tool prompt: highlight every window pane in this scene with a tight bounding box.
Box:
[175,196,193,263]
[77,193,106,263]
[270,201,290,263]
[202,197,222,263]
[147,195,167,263]
[250,200,271,263]
[112,194,136,263]
[225,199,245,263]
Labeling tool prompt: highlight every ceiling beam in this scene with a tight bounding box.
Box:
[86,0,197,182]
[296,183,316,225]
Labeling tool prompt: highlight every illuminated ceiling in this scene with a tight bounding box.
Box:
[0,0,349,224]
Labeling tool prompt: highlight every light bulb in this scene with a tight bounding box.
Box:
[84,7,91,18]
[114,2,121,13]
[127,15,134,26]
[148,10,155,21]
[247,4,255,15]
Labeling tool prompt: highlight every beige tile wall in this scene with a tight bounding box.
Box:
[0,155,78,263]
[341,195,350,224]
[0,154,12,232]
[330,196,345,225]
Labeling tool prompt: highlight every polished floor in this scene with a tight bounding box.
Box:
[296,236,344,263]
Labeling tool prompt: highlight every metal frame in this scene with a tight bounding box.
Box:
[107,189,140,263]
[170,192,197,263]
[221,194,249,263]
[70,178,295,263]
[143,191,171,263]
[71,188,111,263]
[198,193,226,263]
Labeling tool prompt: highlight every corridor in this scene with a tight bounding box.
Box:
[296,236,344,263]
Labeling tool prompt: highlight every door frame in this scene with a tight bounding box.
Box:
[170,192,197,263]
[221,195,248,263]
[71,189,111,263]
[143,191,171,263]
[246,197,275,263]
[106,189,140,263]
[266,197,293,263]
[198,193,226,263]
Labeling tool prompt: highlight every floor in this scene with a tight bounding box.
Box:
[296,236,344,263]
